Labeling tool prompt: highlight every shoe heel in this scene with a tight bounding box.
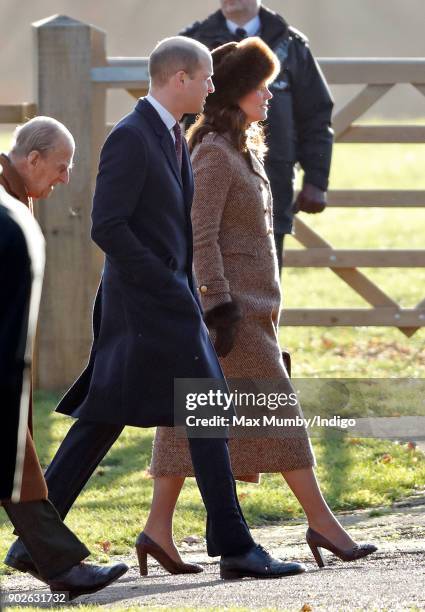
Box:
[220,567,242,580]
[308,542,325,568]
[136,547,148,576]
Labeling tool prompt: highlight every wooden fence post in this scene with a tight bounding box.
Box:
[32,15,107,389]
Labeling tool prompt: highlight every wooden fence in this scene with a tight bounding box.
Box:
[0,15,424,388]
[285,59,425,338]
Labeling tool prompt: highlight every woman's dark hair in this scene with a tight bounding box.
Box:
[187,106,267,161]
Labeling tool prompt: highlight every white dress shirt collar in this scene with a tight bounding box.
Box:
[226,14,261,37]
[145,93,177,140]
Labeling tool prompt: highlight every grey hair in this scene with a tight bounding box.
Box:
[11,116,75,158]
[149,36,210,87]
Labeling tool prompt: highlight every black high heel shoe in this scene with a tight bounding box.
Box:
[135,532,203,576]
[306,527,377,568]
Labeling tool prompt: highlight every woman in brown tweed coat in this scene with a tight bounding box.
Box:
[141,38,376,571]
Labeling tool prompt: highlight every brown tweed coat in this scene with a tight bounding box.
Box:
[150,133,315,482]
[0,154,47,503]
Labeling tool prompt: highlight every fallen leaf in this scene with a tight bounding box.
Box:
[321,337,335,349]
[100,541,111,553]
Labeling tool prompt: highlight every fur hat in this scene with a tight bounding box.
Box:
[205,36,280,111]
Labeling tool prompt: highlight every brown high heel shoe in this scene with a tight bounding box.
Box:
[306,527,377,568]
[135,532,203,576]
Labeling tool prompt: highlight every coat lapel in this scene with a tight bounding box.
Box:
[248,149,269,185]
[135,98,183,190]
[181,139,194,207]
[160,132,183,189]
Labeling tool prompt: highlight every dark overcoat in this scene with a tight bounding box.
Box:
[56,99,224,427]
[0,184,47,502]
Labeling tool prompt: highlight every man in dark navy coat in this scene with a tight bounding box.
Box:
[7,37,305,580]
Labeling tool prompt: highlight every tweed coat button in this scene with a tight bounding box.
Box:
[267,228,273,235]
[199,285,208,294]
[263,205,268,213]
[269,248,274,256]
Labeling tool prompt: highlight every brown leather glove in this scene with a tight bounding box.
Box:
[294,183,327,214]
[204,301,242,358]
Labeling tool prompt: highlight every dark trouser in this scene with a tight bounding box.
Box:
[274,232,285,276]
[188,436,253,556]
[3,499,89,580]
[8,418,254,563]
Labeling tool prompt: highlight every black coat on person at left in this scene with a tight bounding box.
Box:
[56,99,225,428]
[0,185,46,502]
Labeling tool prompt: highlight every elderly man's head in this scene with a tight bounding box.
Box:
[10,116,74,200]
[149,37,214,116]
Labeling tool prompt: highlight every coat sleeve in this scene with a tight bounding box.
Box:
[290,38,334,191]
[91,125,173,290]
[178,20,201,38]
[191,142,234,311]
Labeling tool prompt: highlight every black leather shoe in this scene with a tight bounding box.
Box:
[4,555,42,581]
[220,544,306,580]
[48,562,128,600]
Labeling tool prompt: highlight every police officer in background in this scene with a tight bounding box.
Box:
[181,0,334,273]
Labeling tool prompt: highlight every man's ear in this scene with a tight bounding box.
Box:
[175,70,187,87]
[27,150,41,167]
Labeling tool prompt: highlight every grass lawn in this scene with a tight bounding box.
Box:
[0,132,425,569]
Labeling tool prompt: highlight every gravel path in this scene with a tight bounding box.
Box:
[2,491,425,610]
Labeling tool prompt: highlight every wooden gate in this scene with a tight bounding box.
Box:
[283,59,425,337]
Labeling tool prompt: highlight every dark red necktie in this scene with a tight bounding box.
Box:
[173,122,183,170]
